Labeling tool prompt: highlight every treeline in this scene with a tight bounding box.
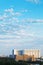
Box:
[0,57,28,65]
[0,57,43,65]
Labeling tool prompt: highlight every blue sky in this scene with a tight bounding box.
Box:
[0,0,43,56]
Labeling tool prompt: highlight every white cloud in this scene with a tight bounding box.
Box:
[0,15,3,21]
[0,8,43,47]
[5,8,14,13]
[4,8,21,16]
[21,9,28,12]
[0,8,43,24]
[14,12,22,16]
[22,18,43,23]
[26,0,40,4]
[12,17,19,22]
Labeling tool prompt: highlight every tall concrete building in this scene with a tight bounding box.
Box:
[12,49,40,58]
[12,49,40,61]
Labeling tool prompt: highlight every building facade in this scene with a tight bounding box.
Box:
[12,49,40,61]
[24,49,40,58]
